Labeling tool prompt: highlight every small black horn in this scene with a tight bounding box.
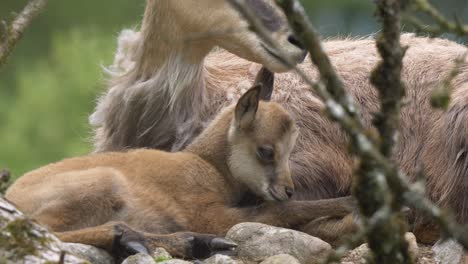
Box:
[253,67,274,101]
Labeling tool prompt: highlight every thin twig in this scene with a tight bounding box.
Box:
[228,0,468,261]
[275,1,411,262]
[368,0,411,261]
[407,0,468,37]
[430,52,468,109]
[0,169,11,194]
[275,0,360,119]
[324,230,366,263]
[58,250,66,264]
[0,0,48,69]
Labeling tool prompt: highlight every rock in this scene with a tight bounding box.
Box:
[203,254,243,264]
[152,247,172,261]
[61,242,113,264]
[122,253,155,264]
[0,196,90,263]
[432,239,464,264]
[342,243,368,264]
[404,232,419,262]
[342,233,419,263]
[226,222,331,263]
[259,254,300,264]
[157,259,192,264]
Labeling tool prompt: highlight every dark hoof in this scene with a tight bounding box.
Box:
[186,234,237,259]
[210,237,237,250]
[125,241,149,255]
[209,249,237,256]
[112,223,149,261]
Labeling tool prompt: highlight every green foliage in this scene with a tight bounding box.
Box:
[430,84,451,109]
[154,256,172,262]
[0,30,115,178]
[0,0,142,179]
[0,170,11,194]
[0,217,49,259]
[0,0,465,180]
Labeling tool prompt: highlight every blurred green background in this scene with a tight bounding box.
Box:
[0,0,467,179]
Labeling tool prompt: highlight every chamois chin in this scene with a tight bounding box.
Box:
[6,74,354,260]
[91,0,468,244]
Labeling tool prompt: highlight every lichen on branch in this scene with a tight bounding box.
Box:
[406,0,468,37]
[227,0,468,263]
[0,0,48,70]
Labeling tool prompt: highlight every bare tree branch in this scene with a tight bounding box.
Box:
[0,169,11,194]
[0,0,48,70]
[0,196,93,262]
[406,0,468,37]
[324,229,366,263]
[228,0,468,262]
[366,0,412,261]
[430,53,468,109]
[275,1,411,261]
[372,0,406,158]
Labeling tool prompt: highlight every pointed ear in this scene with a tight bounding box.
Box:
[235,85,261,129]
[254,67,274,101]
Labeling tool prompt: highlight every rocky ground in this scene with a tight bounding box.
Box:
[61,223,468,264]
[1,195,467,264]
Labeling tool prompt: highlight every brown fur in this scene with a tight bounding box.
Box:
[6,83,355,259]
[90,0,468,243]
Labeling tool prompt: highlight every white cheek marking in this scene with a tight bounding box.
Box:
[228,141,271,199]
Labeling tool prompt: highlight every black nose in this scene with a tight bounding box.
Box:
[285,187,294,198]
[287,35,305,50]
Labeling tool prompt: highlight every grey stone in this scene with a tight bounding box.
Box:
[152,247,172,260]
[404,232,419,262]
[343,243,368,264]
[61,242,114,264]
[0,197,92,264]
[158,259,192,264]
[226,222,331,263]
[343,233,419,263]
[203,254,243,264]
[432,239,464,264]
[259,254,300,264]
[122,253,155,264]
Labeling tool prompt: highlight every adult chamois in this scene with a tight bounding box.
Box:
[91,0,468,243]
[6,71,355,260]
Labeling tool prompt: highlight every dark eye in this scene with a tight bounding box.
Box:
[257,146,275,162]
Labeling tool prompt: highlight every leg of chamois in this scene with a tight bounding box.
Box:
[299,214,358,247]
[406,211,440,244]
[274,196,356,227]
[199,196,356,234]
[56,221,237,260]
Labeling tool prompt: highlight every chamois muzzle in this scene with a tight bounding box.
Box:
[287,35,307,62]
[285,186,294,198]
[268,185,295,201]
[287,35,304,50]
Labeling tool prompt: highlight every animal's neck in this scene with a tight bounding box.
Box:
[92,1,221,152]
[132,3,217,150]
[185,108,248,201]
[137,0,211,76]
[92,0,255,153]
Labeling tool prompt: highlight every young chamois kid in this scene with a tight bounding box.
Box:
[91,0,468,244]
[6,70,355,260]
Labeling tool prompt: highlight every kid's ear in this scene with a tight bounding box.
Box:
[235,85,261,129]
[253,67,274,101]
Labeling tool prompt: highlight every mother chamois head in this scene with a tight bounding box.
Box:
[227,69,298,201]
[145,0,306,72]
